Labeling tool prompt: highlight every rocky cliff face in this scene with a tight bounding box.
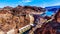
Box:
[0,6,45,34]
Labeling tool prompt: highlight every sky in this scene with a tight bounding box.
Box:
[0,0,60,8]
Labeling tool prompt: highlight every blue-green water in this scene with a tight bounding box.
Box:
[45,11,54,16]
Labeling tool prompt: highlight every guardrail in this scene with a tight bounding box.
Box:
[19,24,34,34]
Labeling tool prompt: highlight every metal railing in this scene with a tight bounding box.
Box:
[19,24,34,34]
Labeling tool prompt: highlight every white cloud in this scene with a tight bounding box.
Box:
[18,0,32,6]
[23,0,32,2]
[19,0,32,3]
